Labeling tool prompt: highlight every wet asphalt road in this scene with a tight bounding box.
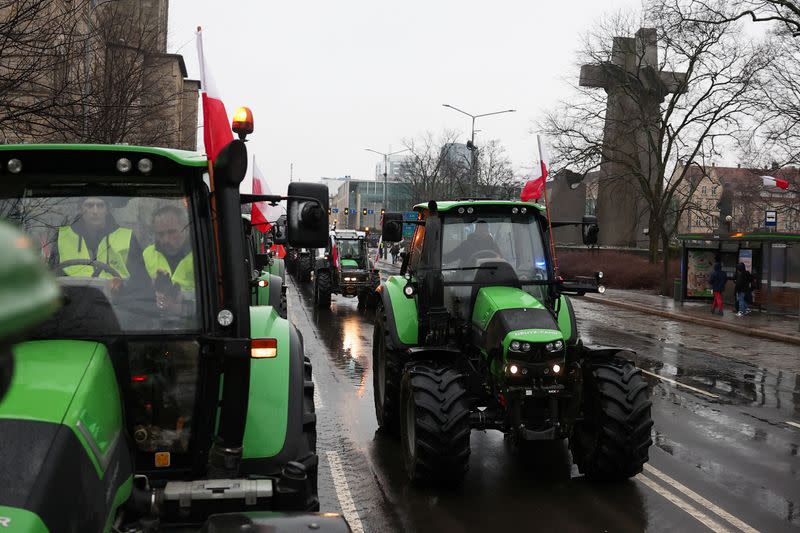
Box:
[286,273,800,533]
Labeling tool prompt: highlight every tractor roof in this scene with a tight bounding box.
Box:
[0,143,208,168]
[413,200,547,213]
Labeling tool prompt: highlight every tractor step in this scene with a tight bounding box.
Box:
[161,479,273,519]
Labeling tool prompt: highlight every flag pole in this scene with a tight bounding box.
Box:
[538,135,559,276]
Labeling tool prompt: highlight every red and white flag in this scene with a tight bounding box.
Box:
[520,135,549,202]
[251,160,287,257]
[196,27,233,163]
[761,175,790,190]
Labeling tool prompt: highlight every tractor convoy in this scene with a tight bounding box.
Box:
[0,116,653,532]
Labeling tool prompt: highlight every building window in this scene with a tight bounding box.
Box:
[702,186,707,195]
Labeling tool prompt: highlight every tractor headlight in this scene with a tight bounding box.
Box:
[521,342,531,352]
[506,363,519,375]
[545,340,564,352]
[510,340,521,351]
[116,157,132,173]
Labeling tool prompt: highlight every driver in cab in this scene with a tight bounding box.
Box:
[50,196,145,281]
[142,205,194,311]
[443,220,501,266]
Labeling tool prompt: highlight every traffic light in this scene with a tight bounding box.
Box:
[380,209,385,216]
[344,207,349,215]
[327,208,332,215]
[362,208,368,216]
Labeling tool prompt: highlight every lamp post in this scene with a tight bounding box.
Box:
[365,147,410,214]
[442,104,516,196]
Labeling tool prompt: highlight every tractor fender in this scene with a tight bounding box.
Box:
[268,274,283,310]
[377,276,419,349]
[581,345,637,365]
[557,295,579,346]
[242,310,316,483]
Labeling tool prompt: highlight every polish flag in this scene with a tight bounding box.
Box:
[520,135,549,202]
[251,160,286,258]
[761,175,790,190]
[196,27,233,163]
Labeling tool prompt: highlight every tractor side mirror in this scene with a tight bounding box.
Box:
[254,253,270,271]
[582,215,599,246]
[382,212,404,242]
[287,182,329,248]
[213,140,248,187]
[271,215,288,245]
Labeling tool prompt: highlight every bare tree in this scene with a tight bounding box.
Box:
[0,0,187,146]
[398,130,462,204]
[474,139,518,199]
[679,0,800,36]
[541,1,770,294]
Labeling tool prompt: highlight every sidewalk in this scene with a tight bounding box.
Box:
[583,289,800,346]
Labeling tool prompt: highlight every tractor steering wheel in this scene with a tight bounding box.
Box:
[54,258,122,279]
[467,249,503,264]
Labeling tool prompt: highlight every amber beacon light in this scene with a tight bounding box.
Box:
[232,106,254,140]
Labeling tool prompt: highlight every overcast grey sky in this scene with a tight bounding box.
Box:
[167,0,640,193]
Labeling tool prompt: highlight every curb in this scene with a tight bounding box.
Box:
[582,294,800,346]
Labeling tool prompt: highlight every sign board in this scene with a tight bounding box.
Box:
[765,210,777,227]
[402,211,417,239]
[332,208,339,214]
[368,209,374,215]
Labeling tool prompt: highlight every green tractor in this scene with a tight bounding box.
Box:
[374,200,653,484]
[242,214,287,318]
[0,221,61,403]
[313,229,380,309]
[0,136,350,531]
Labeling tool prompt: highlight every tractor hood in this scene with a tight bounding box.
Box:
[472,287,562,352]
[0,340,131,531]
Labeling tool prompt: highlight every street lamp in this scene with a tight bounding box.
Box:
[442,104,516,195]
[365,147,410,214]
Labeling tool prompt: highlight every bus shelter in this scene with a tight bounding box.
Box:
[676,232,800,314]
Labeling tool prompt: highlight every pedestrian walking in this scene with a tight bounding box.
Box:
[390,242,400,264]
[708,262,727,316]
[734,262,752,317]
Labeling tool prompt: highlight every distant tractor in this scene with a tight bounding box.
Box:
[374,200,652,484]
[313,229,380,309]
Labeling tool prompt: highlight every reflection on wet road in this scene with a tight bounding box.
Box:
[288,277,800,532]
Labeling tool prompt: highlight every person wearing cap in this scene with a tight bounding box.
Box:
[50,196,145,280]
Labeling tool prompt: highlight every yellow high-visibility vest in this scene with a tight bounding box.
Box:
[57,226,132,279]
[142,245,195,292]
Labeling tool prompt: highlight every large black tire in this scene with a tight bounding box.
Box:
[302,355,318,500]
[570,358,653,481]
[314,270,332,309]
[400,362,471,484]
[278,288,288,319]
[373,302,402,435]
[298,255,313,283]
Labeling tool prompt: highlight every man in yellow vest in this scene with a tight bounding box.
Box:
[143,205,194,310]
[51,196,145,281]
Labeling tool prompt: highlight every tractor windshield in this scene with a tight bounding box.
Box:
[441,213,550,283]
[337,238,368,268]
[0,178,200,336]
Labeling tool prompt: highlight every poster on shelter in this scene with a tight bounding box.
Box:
[739,249,753,272]
[686,250,715,297]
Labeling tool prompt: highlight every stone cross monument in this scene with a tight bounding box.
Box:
[579,28,687,247]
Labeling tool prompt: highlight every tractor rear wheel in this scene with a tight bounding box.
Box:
[400,362,471,484]
[570,358,653,481]
[373,302,402,434]
[302,355,318,502]
[315,271,332,309]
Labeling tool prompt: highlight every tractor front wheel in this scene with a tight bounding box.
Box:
[570,358,653,481]
[373,303,401,434]
[400,362,471,484]
[298,255,313,282]
[315,271,332,309]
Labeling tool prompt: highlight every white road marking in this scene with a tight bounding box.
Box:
[641,369,721,399]
[644,464,760,533]
[786,421,800,430]
[313,376,324,410]
[637,474,733,532]
[326,451,364,533]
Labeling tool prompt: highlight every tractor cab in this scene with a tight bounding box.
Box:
[375,200,651,487]
[0,132,345,530]
[313,229,380,309]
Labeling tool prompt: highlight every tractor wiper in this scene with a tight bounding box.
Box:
[440,266,499,272]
